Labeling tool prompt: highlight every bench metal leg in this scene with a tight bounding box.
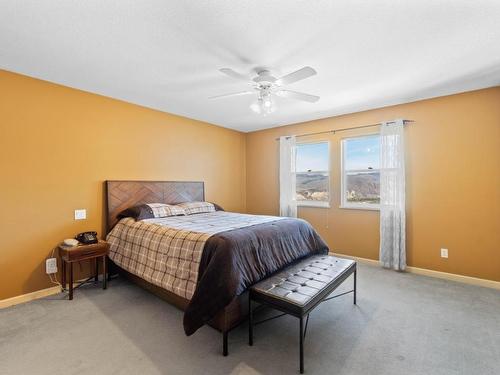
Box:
[299,316,304,374]
[249,298,253,346]
[304,313,310,339]
[223,331,228,356]
[354,267,357,305]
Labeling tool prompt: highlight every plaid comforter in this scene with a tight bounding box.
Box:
[107,212,284,299]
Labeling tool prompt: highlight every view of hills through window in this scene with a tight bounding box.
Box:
[343,135,380,205]
[295,142,329,202]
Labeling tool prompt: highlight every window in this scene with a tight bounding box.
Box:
[295,141,330,207]
[341,135,380,209]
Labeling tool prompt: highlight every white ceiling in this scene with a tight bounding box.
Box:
[1,1,500,132]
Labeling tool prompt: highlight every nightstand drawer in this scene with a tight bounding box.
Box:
[66,246,104,260]
[60,241,109,262]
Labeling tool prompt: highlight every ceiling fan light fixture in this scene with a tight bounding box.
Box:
[251,94,275,115]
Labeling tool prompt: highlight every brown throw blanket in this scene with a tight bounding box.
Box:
[184,218,328,335]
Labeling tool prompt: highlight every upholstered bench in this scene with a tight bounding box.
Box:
[249,255,357,373]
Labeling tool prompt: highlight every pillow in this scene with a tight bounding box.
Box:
[118,203,185,220]
[147,203,186,218]
[177,201,216,215]
[117,204,154,220]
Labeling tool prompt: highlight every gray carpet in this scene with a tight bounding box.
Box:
[1,263,499,375]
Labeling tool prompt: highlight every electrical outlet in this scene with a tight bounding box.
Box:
[46,258,58,274]
[440,248,449,258]
[74,209,86,220]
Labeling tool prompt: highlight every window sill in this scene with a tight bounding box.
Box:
[297,201,331,209]
[339,204,380,211]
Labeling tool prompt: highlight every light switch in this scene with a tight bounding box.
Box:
[74,209,86,220]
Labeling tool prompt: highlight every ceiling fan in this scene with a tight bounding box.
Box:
[209,66,319,115]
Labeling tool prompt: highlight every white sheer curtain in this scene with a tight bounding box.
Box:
[279,135,297,217]
[379,119,406,271]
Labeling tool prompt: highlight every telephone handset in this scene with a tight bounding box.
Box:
[75,231,98,245]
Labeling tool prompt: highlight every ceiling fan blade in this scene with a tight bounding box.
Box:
[219,68,250,82]
[276,90,320,103]
[208,91,254,100]
[276,66,317,86]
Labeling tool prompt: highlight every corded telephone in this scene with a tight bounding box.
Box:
[75,231,98,245]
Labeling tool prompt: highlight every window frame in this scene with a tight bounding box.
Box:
[294,140,331,208]
[340,133,381,211]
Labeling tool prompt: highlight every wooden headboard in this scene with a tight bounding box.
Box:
[106,180,204,232]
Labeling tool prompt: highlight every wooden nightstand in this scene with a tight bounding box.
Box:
[58,240,110,300]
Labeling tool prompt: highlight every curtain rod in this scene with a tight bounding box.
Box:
[275,119,415,141]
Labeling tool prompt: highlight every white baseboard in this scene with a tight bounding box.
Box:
[0,285,62,309]
[0,279,89,309]
[331,252,500,290]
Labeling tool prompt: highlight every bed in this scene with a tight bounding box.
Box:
[105,180,328,355]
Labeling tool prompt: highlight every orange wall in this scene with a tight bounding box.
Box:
[246,88,500,282]
[0,70,246,300]
[1,70,499,301]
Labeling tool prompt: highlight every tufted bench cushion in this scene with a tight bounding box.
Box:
[251,255,356,316]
